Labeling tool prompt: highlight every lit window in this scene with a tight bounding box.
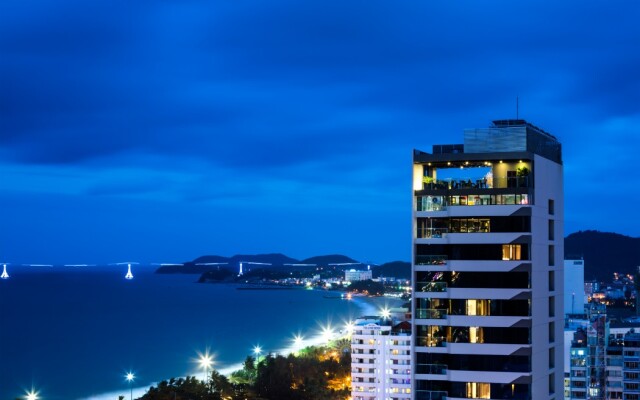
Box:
[502,244,522,260]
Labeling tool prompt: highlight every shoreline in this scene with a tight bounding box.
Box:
[77,292,403,400]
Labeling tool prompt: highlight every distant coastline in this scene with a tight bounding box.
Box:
[236,285,298,290]
[77,289,403,400]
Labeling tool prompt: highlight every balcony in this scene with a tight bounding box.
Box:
[417,228,449,239]
[415,390,447,400]
[416,281,447,293]
[416,196,448,212]
[416,194,530,213]
[416,363,447,375]
[421,176,531,191]
[415,255,448,266]
[416,308,448,319]
[416,335,447,348]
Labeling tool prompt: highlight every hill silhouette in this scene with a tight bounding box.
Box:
[157,230,640,282]
[300,254,359,265]
[157,253,364,274]
[565,230,640,281]
[374,261,411,280]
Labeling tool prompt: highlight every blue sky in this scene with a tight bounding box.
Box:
[1,0,639,264]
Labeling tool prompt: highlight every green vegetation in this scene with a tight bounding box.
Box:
[136,344,350,400]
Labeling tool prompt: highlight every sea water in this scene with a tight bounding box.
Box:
[0,266,397,400]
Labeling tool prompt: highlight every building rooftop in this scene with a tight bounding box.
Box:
[415,119,562,164]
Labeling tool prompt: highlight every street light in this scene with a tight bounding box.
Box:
[321,325,334,343]
[380,307,391,320]
[293,334,304,354]
[125,372,135,400]
[344,320,355,336]
[253,345,262,358]
[25,389,38,400]
[199,353,213,386]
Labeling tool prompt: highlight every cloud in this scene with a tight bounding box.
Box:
[1,0,640,264]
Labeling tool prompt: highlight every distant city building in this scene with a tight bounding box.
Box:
[569,313,607,400]
[346,269,373,282]
[585,281,599,299]
[565,303,640,400]
[565,259,586,314]
[350,317,412,400]
[411,119,564,399]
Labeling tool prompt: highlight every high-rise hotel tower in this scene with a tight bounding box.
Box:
[411,120,564,400]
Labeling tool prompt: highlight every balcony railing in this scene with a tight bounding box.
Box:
[415,308,448,319]
[416,363,447,375]
[421,176,531,191]
[415,281,447,292]
[416,196,448,212]
[415,390,447,400]
[416,335,447,347]
[417,228,449,239]
[416,193,530,211]
[415,255,448,266]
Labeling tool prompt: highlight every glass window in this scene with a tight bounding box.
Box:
[502,245,522,260]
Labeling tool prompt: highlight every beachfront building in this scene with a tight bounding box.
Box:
[351,317,412,400]
[411,119,564,399]
[346,269,373,282]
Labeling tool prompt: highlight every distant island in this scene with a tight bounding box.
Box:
[155,253,410,296]
[156,230,640,283]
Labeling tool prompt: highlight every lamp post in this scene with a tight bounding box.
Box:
[25,389,38,400]
[293,335,303,354]
[321,325,334,344]
[199,353,213,388]
[125,372,135,400]
[344,320,355,337]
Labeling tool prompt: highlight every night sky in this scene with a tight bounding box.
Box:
[1,1,639,265]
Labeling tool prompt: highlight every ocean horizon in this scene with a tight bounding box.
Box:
[0,265,401,400]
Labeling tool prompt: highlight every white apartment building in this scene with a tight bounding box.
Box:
[351,318,412,400]
[565,259,586,315]
[412,119,564,399]
[346,269,373,282]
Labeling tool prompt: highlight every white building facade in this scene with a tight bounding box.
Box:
[346,269,373,282]
[411,119,564,399]
[351,318,412,400]
[564,259,586,315]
